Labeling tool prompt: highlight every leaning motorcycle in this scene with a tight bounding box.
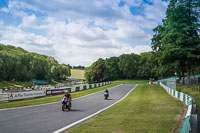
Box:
[61,97,71,111]
[104,92,109,100]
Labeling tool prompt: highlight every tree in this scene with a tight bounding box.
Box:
[152,0,200,84]
[104,57,121,80]
[137,52,157,79]
[118,54,139,79]
[84,58,105,83]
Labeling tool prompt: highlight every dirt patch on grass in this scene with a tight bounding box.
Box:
[172,104,187,133]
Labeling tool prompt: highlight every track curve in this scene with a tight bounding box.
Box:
[0,84,135,133]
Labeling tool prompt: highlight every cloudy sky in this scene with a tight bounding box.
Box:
[0,0,169,66]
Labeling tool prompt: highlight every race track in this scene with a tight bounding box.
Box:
[0,84,135,133]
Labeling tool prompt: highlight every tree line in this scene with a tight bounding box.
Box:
[0,44,71,81]
[85,0,200,84]
[85,52,157,83]
[72,65,85,70]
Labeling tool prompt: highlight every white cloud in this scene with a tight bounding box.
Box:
[0,7,9,13]
[144,0,169,22]
[0,0,168,66]
[0,26,54,55]
[132,45,152,54]
[19,14,37,28]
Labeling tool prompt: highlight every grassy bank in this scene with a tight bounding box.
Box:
[66,84,184,133]
[0,81,33,89]
[0,80,71,89]
[0,80,147,109]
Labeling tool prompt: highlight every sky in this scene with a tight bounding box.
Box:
[0,0,169,66]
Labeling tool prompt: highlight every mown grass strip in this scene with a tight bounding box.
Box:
[66,84,183,133]
[114,80,148,84]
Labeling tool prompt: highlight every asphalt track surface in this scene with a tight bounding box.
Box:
[0,84,135,133]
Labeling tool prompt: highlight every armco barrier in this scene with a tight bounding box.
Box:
[160,82,198,133]
[46,81,111,95]
[0,81,112,101]
[0,94,9,102]
[83,85,87,90]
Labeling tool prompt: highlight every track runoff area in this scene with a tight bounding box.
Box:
[0,84,136,133]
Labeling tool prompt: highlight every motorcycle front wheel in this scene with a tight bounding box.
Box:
[62,104,66,111]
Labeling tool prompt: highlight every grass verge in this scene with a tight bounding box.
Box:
[0,80,147,109]
[114,80,148,84]
[66,84,184,133]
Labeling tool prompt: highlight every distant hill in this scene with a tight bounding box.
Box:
[70,69,85,79]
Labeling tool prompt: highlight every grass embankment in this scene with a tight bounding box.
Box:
[0,80,71,89]
[66,84,184,133]
[0,80,147,109]
[0,81,33,89]
[176,84,200,131]
[70,69,85,79]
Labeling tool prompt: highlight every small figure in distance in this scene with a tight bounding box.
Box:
[104,89,109,100]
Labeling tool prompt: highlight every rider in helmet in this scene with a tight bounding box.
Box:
[64,90,72,108]
[104,89,109,94]
[104,89,109,99]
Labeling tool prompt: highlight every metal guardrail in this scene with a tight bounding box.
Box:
[0,81,112,102]
[0,93,9,102]
[160,83,198,133]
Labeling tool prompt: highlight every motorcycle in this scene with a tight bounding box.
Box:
[104,91,109,100]
[61,97,71,111]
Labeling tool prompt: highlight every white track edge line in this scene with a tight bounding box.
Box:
[52,84,138,133]
[0,84,122,111]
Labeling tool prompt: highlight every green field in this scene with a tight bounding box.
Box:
[70,69,85,79]
[66,84,184,133]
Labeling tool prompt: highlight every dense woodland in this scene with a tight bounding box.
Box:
[85,0,200,84]
[0,44,71,81]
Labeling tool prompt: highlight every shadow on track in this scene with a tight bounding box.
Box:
[65,109,83,112]
[104,98,115,100]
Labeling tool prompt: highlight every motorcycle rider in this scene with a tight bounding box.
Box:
[63,90,72,109]
[104,89,109,94]
[104,89,109,99]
